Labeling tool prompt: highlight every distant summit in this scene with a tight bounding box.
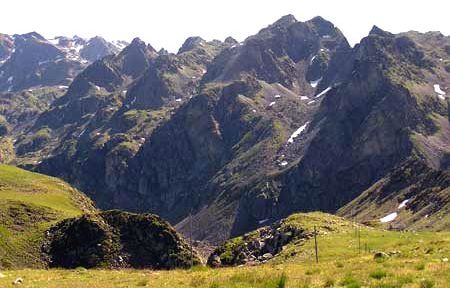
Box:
[0,32,128,92]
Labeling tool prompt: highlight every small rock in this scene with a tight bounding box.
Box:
[237,251,247,261]
[209,255,221,267]
[373,251,389,259]
[262,253,273,260]
[13,277,23,285]
[388,250,401,256]
[442,257,448,262]
[247,260,259,266]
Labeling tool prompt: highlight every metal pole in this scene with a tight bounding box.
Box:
[314,225,319,263]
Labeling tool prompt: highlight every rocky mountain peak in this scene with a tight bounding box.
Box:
[17,31,46,41]
[224,36,238,45]
[178,36,206,54]
[272,14,297,27]
[116,38,157,78]
[369,25,394,38]
[80,36,122,62]
[0,32,72,91]
[158,48,169,55]
[308,16,337,36]
[121,38,149,54]
[128,37,145,48]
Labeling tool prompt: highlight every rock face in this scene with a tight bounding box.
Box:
[109,15,352,231]
[23,36,232,213]
[274,28,449,219]
[43,210,201,269]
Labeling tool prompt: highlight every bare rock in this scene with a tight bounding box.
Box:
[373,251,389,259]
[13,277,23,285]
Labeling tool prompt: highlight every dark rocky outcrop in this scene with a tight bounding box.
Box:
[207,212,352,267]
[207,220,306,267]
[42,210,201,269]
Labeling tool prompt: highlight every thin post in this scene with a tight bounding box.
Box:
[189,210,193,267]
[358,225,361,254]
[314,225,319,263]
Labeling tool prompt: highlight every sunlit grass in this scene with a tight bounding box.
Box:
[0,228,448,287]
[0,165,96,268]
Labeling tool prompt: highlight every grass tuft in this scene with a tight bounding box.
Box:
[369,269,387,280]
[340,274,361,288]
[419,279,434,288]
[415,262,426,270]
[276,273,287,288]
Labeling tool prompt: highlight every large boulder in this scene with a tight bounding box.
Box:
[42,210,201,269]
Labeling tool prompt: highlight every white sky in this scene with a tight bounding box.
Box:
[2,0,449,52]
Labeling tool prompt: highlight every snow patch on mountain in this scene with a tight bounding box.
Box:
[310,77,322,88]
[380,212,397,223]
[398,199,410,209]
[315,86,332,98]
[434,84,446,100]
[287,122,309,144]
[434,84,446,95]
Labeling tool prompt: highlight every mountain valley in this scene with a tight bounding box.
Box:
[0,12,449,287]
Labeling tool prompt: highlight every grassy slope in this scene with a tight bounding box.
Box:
[0,212,448,287]
[0,165,96,268]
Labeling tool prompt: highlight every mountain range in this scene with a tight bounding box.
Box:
[0,15,448,245]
